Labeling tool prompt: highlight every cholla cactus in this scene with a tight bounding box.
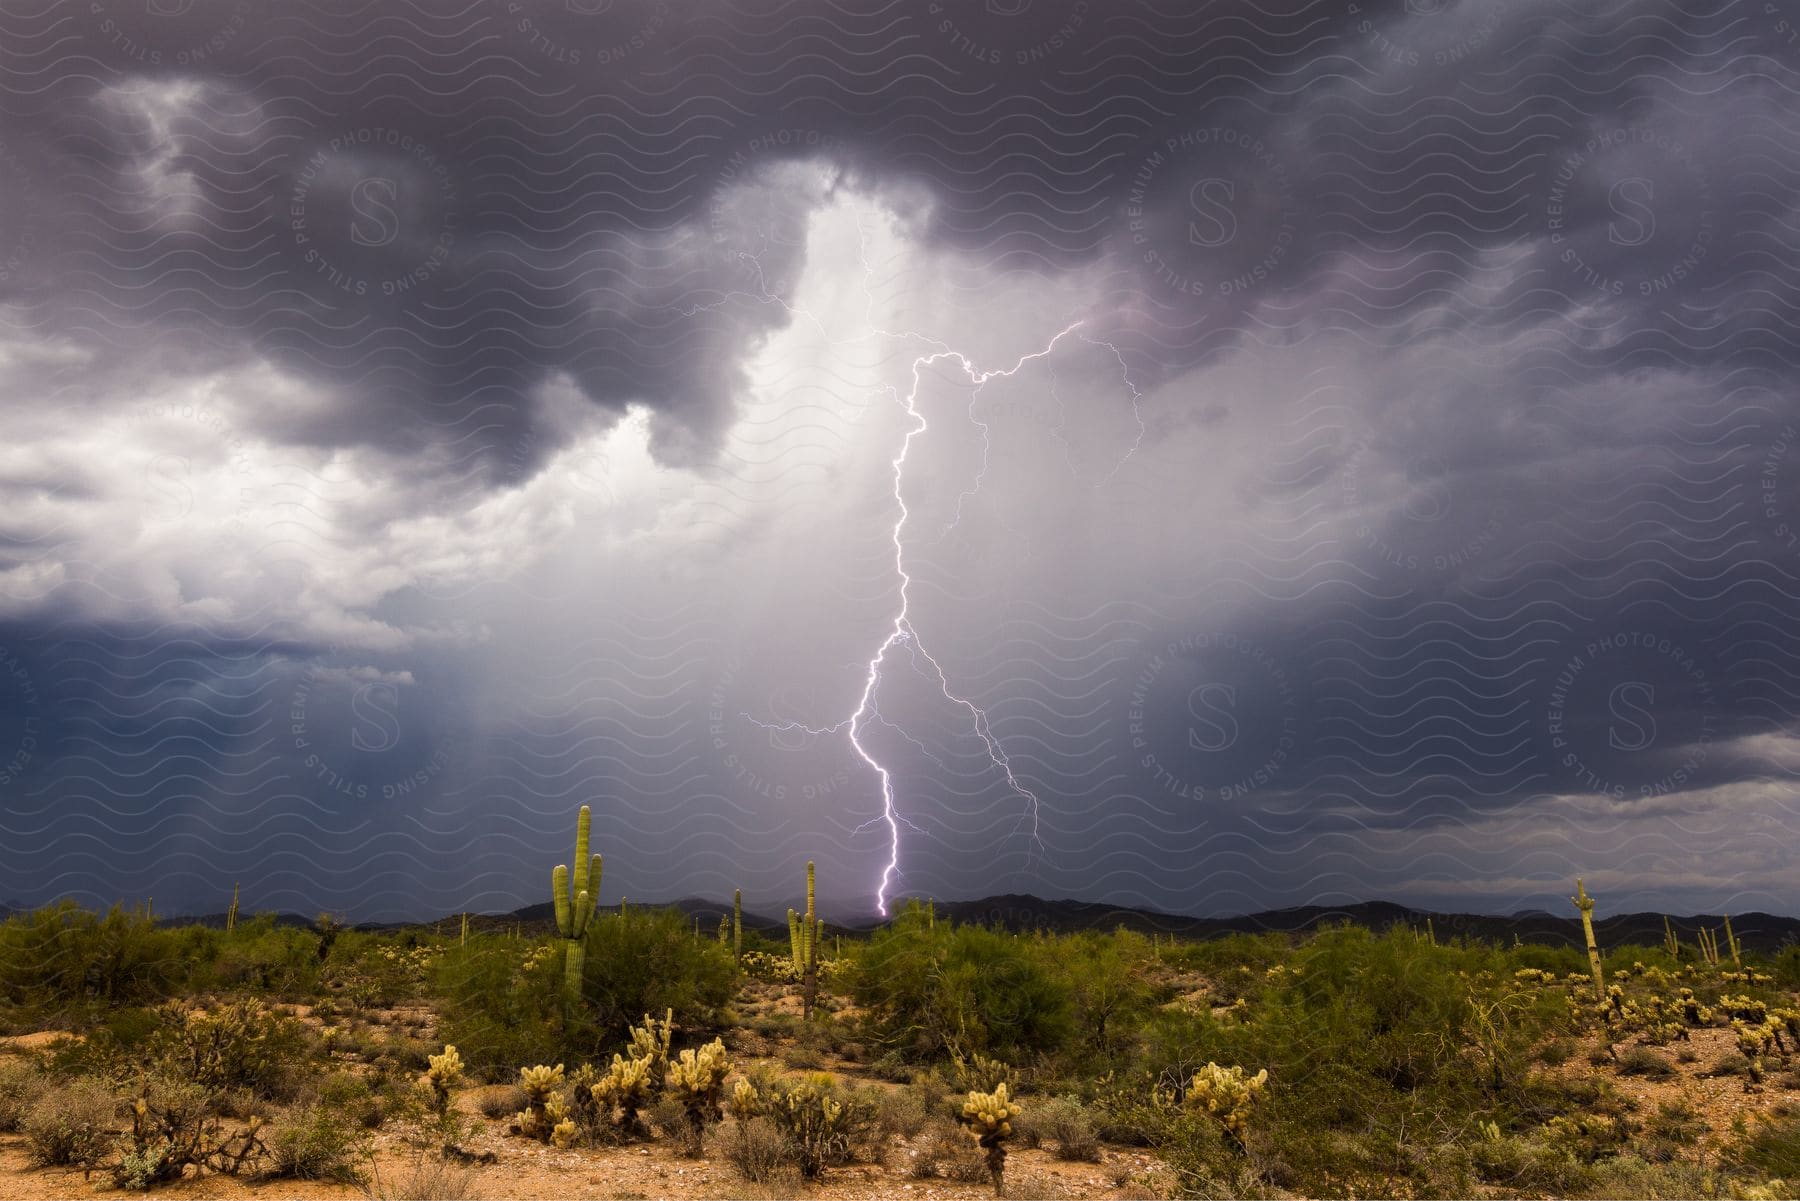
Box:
[729,1077,763,1118]
[419,1044,464,1113]
[1677,987,1713,1026]
[668,1039,733,1125]
[1734,1020,1776,1090]
[590,1053,658,1135]
[959,1082,1022,1198]
[1184,1062,1269,1152]
[761,1074,872,1180]
[626,1009,674,1089]
[514,1063,566,1141]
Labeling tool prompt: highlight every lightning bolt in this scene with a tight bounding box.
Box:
[715,207,1139,915]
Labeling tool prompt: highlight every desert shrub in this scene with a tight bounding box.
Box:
[0,1057,46,1131]
[1061,930,1160,1059]
[1724,1113,1800,1180]
[477,1083,527,1119]
[110,1073,270,1188]
[721,1116,801,1186]
[0,903,191,1024]
[758,1073,878,1179]
[1705,1052,1754,1078]
[1617,1047,1676,1078]
[1537,1038,1574,1065]
[650,1094,700,1155]
[23,1076,116,1166]
[205,917,320,996]
[1017,1093,1102,1162]
[438,908,734,1076]
[369,1152,482,1200]
[908,1119,990,1182]
[869,1050,913,1082]
[872,1086,930,1141]
[848,903,1074,1061]
[266,1104,369,1183]
[1097,925,1585,1198]
[144,998,309,1100]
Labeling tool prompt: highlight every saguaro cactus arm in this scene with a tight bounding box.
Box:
[553,805,604,1000]
[1571,878,1604,998]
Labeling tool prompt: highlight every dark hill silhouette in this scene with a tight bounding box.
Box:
[28,893,1796,955]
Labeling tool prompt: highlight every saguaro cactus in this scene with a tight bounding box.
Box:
[1699,925,1721,967]
[1724,914,1741,965]
[226,882,239,932]
[733,889,743,963]
[553,804,603,1001]
[1663,915,1680,959]
[788,861,822,1018]
[1572,878,1604,999]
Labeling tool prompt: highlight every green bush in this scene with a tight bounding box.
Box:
[266,1104,370,1183]
[0,903,189,1024]
[1725,1114,1800,1181]
[438,909,735,1077]
[0,1057,46,1132]
[144,999,310,1100]
[848,903,1074,1061]
[23,1076,116,1167]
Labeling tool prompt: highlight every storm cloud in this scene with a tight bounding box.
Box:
[0,0,1796,922]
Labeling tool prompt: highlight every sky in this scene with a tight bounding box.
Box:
[0,0,1797,923]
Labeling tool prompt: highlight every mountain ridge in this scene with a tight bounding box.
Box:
[16,894,1791,953]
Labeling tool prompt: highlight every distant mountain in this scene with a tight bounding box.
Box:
[11,893,1794,954]
[910,895,1800,954]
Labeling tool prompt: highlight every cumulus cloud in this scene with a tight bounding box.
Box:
[0,0,1795,920]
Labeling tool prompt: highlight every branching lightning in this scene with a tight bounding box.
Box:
[714,203,1141,915]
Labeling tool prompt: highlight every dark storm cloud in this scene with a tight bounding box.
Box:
[1,0,1798,920]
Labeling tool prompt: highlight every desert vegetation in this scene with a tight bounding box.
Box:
[1,820,1797,1198]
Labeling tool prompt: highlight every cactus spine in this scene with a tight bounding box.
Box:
[553,804,603,1002]
[226,882,239,932]
[1724,914,1741,965]
[1572,878,1604,999]
[733,889,743,963]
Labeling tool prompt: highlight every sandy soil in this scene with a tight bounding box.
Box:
[0,1121,1165,1200]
